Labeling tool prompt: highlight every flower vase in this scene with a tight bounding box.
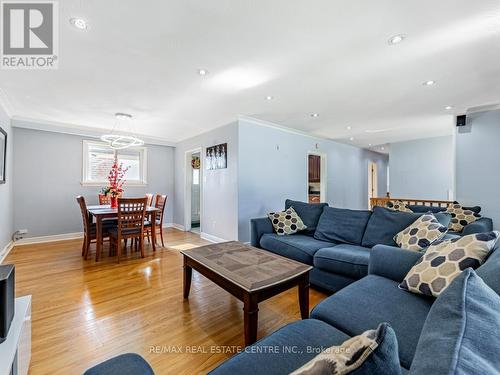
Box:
[110,196,118,209]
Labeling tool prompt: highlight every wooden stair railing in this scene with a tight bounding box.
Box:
[370,197,454,210]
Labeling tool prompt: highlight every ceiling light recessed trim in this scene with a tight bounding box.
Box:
[197,69,208,76]
[346,125,352,130]
[266,95,274,100]
[349,137,354,141]
[445,105,453,110]
[310,113,319,118]
[388,34,405,45]
[423,80,436,86]
[70,18,88,30]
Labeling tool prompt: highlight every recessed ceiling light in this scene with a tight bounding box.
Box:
[349,137,355,141]
[346,125,352,130]
[388,34,405,45]
[197,69,208,76]
[311,113,319,118]
[70,18,88,30]
[423,80,436,86]
[266,95,274,100]
[368,143,372,147]
[381,146,385,151]
[445,105,453,110]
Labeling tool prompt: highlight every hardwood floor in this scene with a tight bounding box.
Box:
[5,229,328,375]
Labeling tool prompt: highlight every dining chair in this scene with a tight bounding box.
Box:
[76,196,115,260]
[109,197,147,263]
[145,193,154,207]
[98,193,111,205]
[144,194,167,247]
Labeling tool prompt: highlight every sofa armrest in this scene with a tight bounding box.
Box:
[462,217,493,236]
[250,217,274,248]
[368,245,423,283]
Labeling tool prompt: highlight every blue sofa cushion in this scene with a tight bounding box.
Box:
[311,275,434,369]
[313,244,370,279]
[83,353,155,375]
[260,233,334,265]
[285,199,328,235]
[407,205,446,213]
[410,269,500,375]
[313,207,372,245]
[477,245,500,295]
[362,207,423,248]
[292,323,401,375]
[208,319,351,375]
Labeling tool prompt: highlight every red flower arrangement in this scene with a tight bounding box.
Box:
[101,159,129,207]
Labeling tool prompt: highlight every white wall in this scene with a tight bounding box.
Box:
[237,118,388,242]
[13,127,174,238]
[456,109,500,230]
[389,136,454,200]
[0,104,13,253]
[173,122,239,241]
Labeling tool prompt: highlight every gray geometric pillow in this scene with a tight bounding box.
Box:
[387,200,413,213]
[291,323,401,375]
[268,207,307,235]
[445,203,481,232]
[394,214,447,251]
[399,231,499,297]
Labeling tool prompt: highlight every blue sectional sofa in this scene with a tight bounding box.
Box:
[251,200,491,293]
[210,242,500,374]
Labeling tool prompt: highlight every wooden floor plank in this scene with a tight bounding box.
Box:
[4,228,327,375]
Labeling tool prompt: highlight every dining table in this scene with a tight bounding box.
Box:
[87,205,161,261]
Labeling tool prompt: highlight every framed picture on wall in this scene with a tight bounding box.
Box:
[0,126,6,184]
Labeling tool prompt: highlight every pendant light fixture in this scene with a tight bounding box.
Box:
[100,113,144,149]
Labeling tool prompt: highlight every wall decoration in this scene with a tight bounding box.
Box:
[206,143,227,170]
[191,155,201,169]
[0,126,6,184]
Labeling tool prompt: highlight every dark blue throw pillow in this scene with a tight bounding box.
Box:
[410,269,500,374]
[362,206,423,248]
[285,199,328,235]
[314,207,372,245]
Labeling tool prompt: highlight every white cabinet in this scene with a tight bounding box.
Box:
[0,296,31,375]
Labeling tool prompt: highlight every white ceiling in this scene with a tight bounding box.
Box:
[1,0,500,148]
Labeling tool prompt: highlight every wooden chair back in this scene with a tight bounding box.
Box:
[99,193,122,205]
[370,197,454,210]
[154,194,167,224]
[76,196,91,235]
[117,198,147,233]
[146,193,154,207]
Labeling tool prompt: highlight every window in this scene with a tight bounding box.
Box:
[192,169,200,185]
[82,140,147,185]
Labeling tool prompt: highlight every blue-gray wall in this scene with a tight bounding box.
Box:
[13,127,174,238]
[456,109,500,230]
[173,122,239,241]
[237,118,388,242]
[0,105,13,254]
[389,136,454,200]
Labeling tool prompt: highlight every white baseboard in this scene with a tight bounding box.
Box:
[200,232,227,243]
[0,241,14,264]
[169,223,186,231]
[14,232,84,246]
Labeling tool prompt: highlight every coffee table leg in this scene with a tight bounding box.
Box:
[183,258,192,299]
[243,293,259,346]
[298,274,310,319]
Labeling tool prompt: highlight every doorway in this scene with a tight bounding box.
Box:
[368,161,378,208]
[185,149,202,233]
[307,153,327,203]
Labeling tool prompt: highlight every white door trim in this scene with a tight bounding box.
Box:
[184,147,203,232]
[306,151,328,203]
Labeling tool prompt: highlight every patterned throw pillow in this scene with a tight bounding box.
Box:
[399,231,499,297]
[291,323,401,375]
[387,200,413,213]
[394,214,447,251]
[446,203,481,232]
[267,207,307,235]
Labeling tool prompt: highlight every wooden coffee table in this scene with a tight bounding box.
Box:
[181,241,312,346]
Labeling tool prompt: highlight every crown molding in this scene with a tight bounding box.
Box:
[11,116,177,147]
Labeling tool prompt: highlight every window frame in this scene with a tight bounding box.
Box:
[81,140,148,186]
